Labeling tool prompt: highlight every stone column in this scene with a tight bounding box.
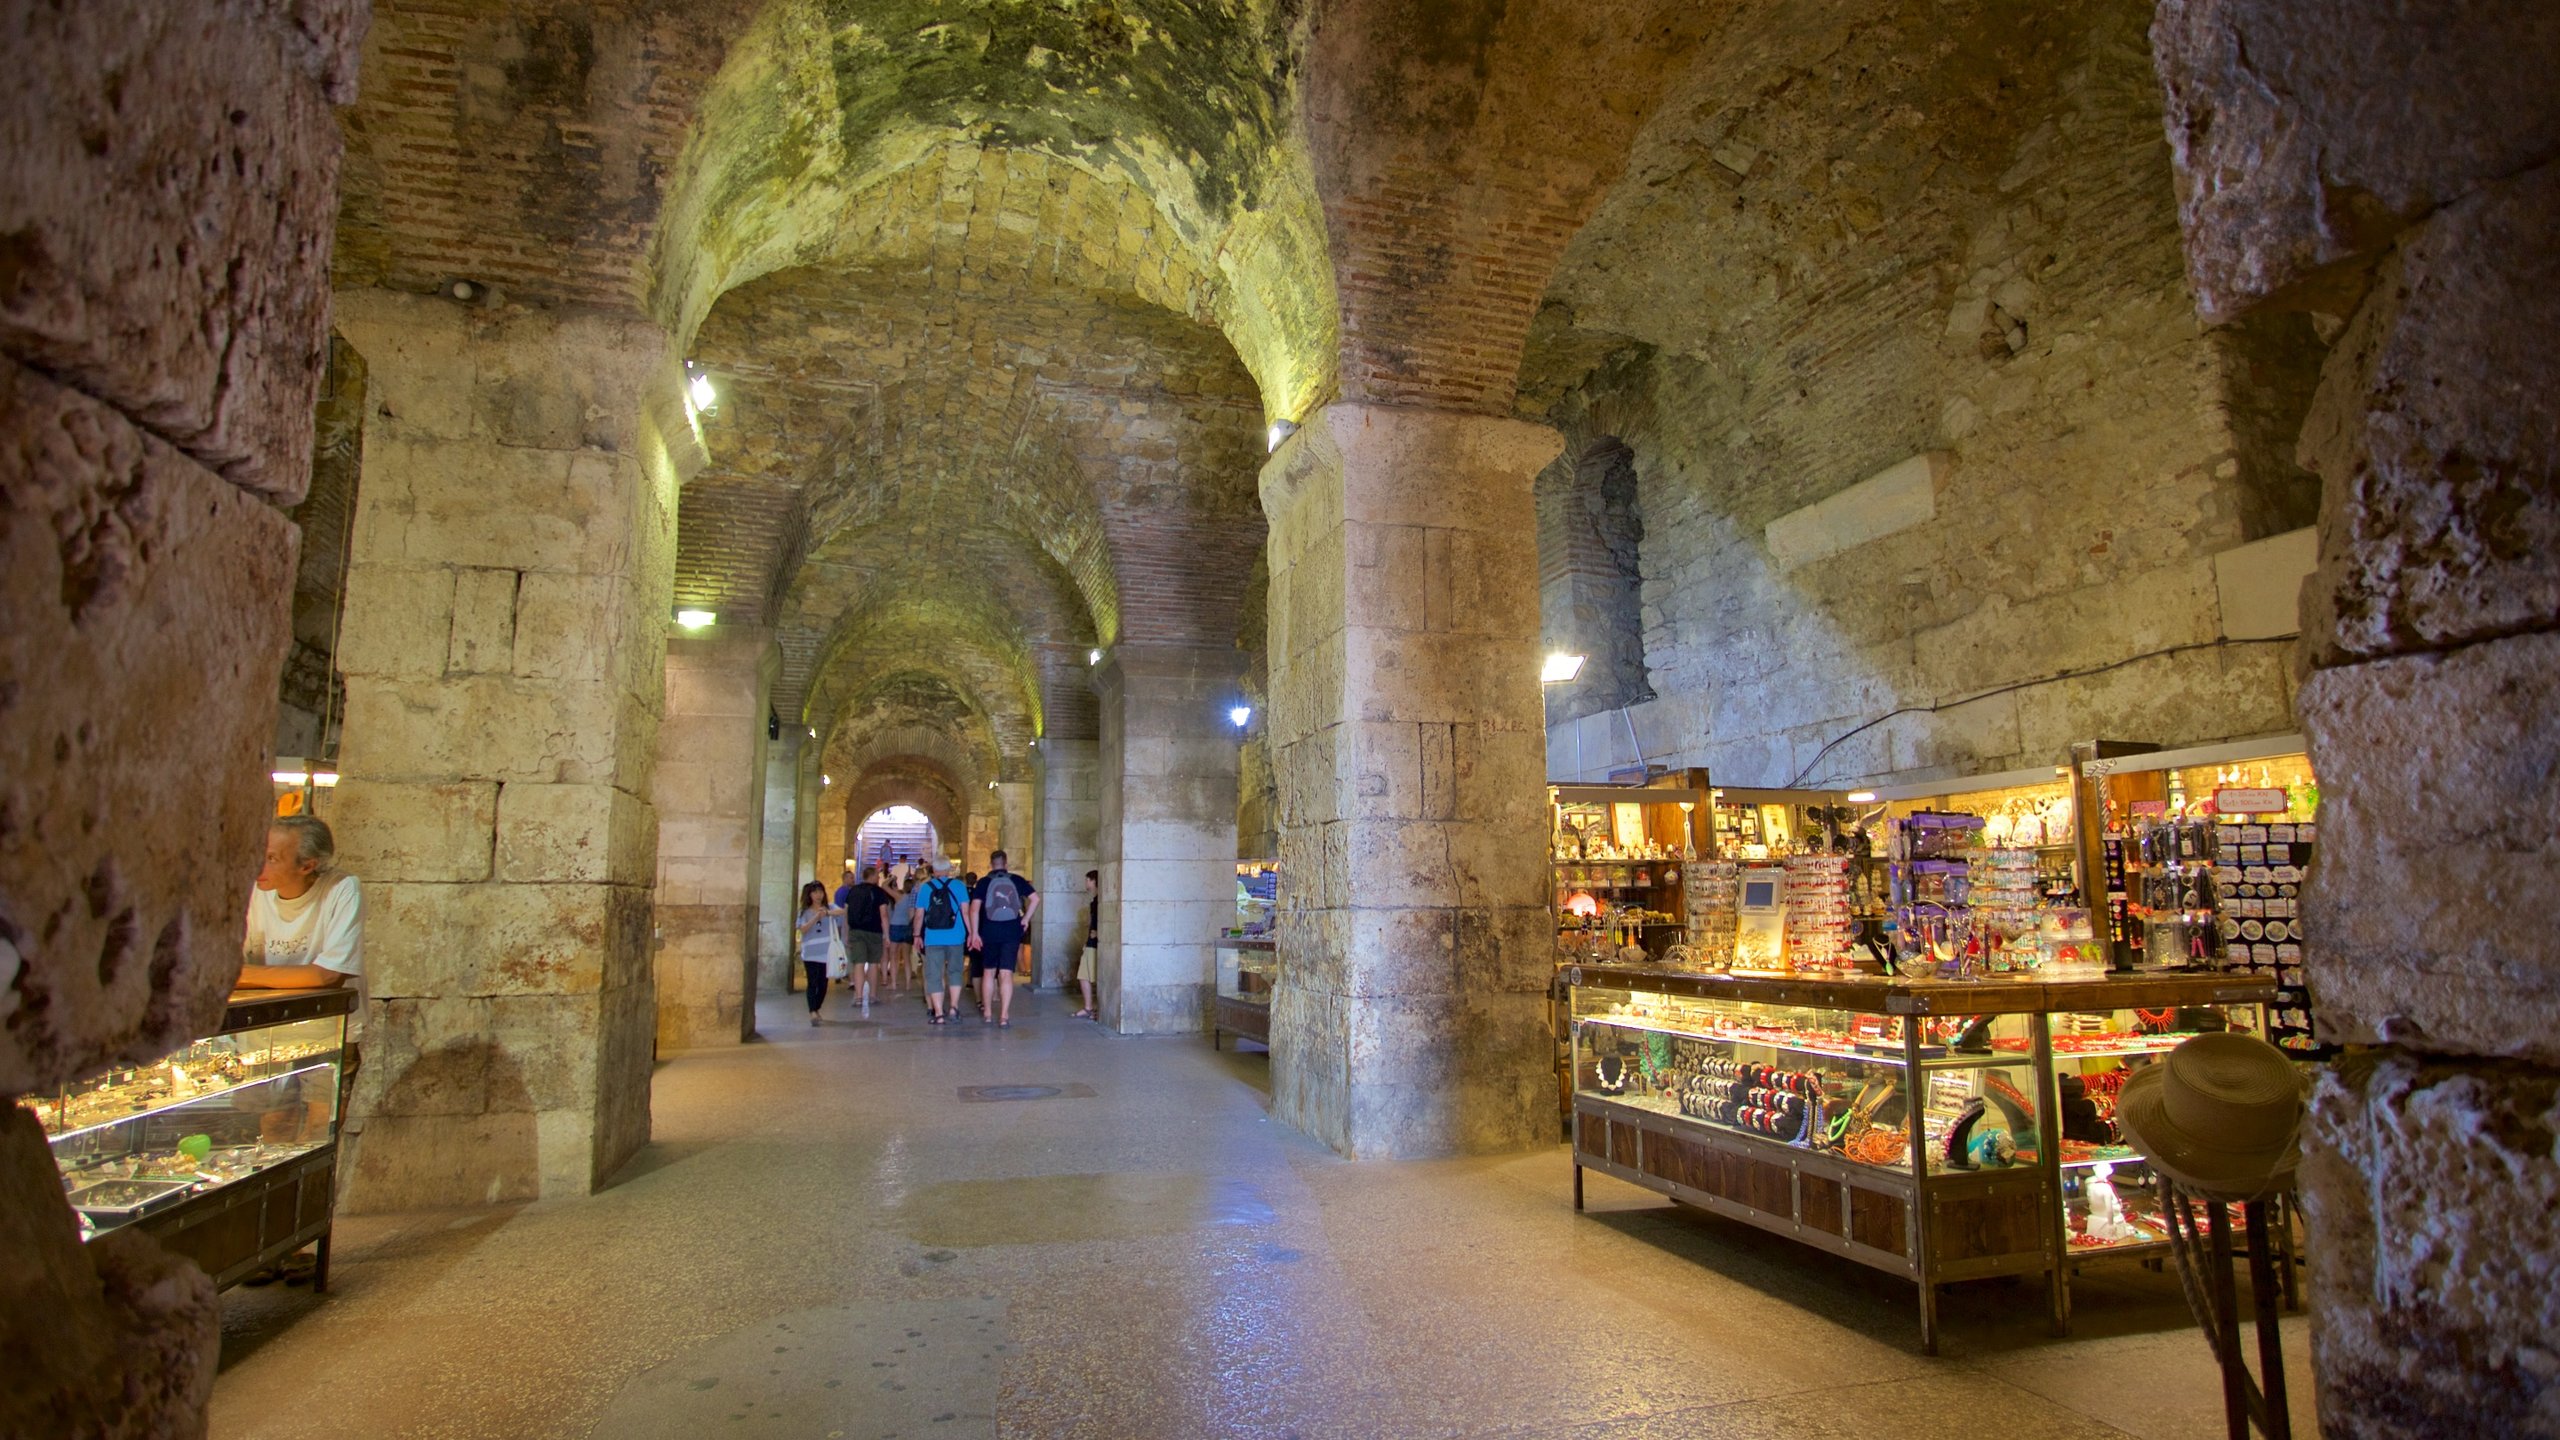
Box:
[1036,740,1103,990]
[757,729,802,991]
[1,7,357,1425]
[2151,7,2560,1433]
[329,291,691,1210]
[816,785,849,882]
[650,628,774,1049]
[1095,647,1243,1034]
[1261,404,1560,1158]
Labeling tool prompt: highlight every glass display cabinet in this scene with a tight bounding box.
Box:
[1212,938,1276,1051]
[1564,964,2273,1352]
[36,989,352,1289]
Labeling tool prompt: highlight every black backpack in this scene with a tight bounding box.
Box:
[921,879,960,934]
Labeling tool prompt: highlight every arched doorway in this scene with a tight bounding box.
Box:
[850,804,937,878]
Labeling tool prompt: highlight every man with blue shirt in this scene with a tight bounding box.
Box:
[911,857,973,1026]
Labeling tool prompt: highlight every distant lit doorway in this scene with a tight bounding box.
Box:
[851,805,937,878]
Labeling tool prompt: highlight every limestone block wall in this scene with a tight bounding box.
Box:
[1035,741,1102,990]
[2150,1,2560,1431]
[1534,0,2308,791]
[652,630,775,1049]
[1263,406,1560,1159]
[0,2,358,1432]
[329,292,690,1211]
[1095,649,1241,1034]
[756,731,803,991]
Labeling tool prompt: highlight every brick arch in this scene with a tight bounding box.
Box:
[649,5,1338,422]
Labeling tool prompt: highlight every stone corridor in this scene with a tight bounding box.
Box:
[211,994,2310,1440]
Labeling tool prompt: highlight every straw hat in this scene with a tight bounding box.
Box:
[2113,1031,2307,1201]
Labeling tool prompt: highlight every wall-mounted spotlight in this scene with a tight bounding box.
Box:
[1266,418,1298,454]
[822,774,833,786]
[1088,648,1102,666]
[685,362,717,414]
[1229,705,1252,728]
[1540,653,1587,685]
[675,608,717,630]
[807,726,817,739]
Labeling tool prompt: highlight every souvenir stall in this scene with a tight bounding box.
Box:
[1865,765,2100,983]
[36,989,354,1290]
[1214,860,1280,1051]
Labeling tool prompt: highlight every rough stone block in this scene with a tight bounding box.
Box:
[1766,452,1944,572]
[447,567,521,675]
[364,880,647,999]
[0,1106,220,1439]
[2302,1050,2560,1438]
[2295,166,2560,666]
[341,674,624,786]
[330,780,497,884]
[343,1111,542,1212]
[2298,632,2560,1063]
[334,564,455,681]
[496,782,657,886]
[0,0,352,496]
[0,356,295,1096]
[2152,0,2560,317]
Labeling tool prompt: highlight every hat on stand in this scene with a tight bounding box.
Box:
[2113,1031,2307,1201]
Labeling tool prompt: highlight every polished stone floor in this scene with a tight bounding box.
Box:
[212,986,2315,1439]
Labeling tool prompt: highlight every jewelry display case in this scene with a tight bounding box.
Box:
[1564,964,2273,1352]
[1550,782,1709,967]
[37,988,352,1290]
[1212,938,1276,1051]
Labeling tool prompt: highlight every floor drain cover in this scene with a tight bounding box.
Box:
[957,1083,1095,1102]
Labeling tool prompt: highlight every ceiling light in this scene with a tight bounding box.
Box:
[675,609,717,630]
[1540,653,1587,684]
[1847,791,1878,803]
[1229,705,1252,728]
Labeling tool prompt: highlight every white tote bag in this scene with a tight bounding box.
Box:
[823,916,852,979]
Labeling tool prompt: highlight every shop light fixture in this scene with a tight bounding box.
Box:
[1540,653,1587,685]
[1847,791,1879,803]
[1229,705,1252,728]
[271,770,341,787]
[675,608,717,630]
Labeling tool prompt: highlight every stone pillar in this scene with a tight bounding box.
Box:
[964,805,1000,877]
[1261,404,1559,1158]
[757,729,802,991]
[816,785,849,882]
[1095,647,1243,1034]
[2152,6,2560,1433]
[650,628,774,1049]
[329,291,692,1210]
[1,6,357,1425]
[1036,740,1103,990]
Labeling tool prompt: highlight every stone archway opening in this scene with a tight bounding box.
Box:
[849,805,938,878]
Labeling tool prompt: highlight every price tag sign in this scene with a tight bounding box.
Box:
[2130,800,2169,818]
[2216,787,2288,814]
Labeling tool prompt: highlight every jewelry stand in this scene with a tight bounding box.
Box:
[2159,1180,2295,1439]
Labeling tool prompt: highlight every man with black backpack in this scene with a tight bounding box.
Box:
[967,849,1040,1027]
[912,857,972,1026]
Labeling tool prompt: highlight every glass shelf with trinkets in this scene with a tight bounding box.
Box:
[1562,963,2276,1352]
[36,989,353,1290]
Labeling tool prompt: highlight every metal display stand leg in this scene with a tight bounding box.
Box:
[1573,1161,1585,1212]
[2164,1181,2293,1440]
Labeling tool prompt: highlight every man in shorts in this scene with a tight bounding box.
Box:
[967,850,1040,1027]
[912,857,972,1025]
[841,864,891,1015]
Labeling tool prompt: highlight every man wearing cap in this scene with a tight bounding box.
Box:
[911,857,972,1026]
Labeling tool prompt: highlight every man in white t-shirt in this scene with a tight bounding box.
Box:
[237,816,365,1038]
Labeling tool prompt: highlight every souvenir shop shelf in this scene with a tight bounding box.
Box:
[36,988,352,1291]
[1213,937,1276,1051]
[1550,782,1710,966]
[1563,964,2274,1353]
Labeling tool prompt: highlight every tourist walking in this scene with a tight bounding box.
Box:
[842,865,891,1015]
[794,881,847,1026]
[968,850,1040,1027]
[912,858,972,1025]
[1071,868,1099,1020]
[885,873,918,990]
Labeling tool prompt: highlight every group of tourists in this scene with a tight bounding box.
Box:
[793,849,1054,1028]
